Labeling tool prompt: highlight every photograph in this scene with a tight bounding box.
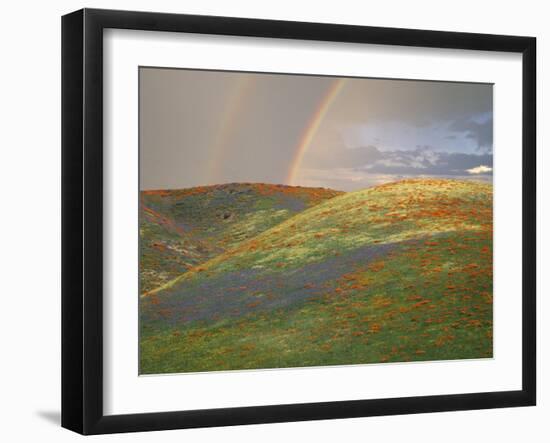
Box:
[138,68,494,375]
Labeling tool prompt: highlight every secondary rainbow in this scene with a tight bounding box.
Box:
[206,76,255,183]
[286,78,347,186]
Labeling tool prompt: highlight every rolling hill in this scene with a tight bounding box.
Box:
[140,179,493,374]
[140,183,342,293]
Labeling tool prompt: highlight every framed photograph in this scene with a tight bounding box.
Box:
[62,8,536,435]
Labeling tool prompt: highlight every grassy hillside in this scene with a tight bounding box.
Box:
[140,183,342,293]
[140,179,493,374]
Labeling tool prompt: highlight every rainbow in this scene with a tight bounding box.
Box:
[286,78,347,186]
[206,76,254,183]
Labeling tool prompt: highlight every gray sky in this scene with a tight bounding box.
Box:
[140,67,493,191]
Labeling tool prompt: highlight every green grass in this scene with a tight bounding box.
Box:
[140,179,493,374]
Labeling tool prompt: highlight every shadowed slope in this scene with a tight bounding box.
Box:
[140,183,342,293]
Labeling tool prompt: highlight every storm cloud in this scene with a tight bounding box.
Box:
[448,114,493,152]
[359,147,493,176]
[307,144,492,177]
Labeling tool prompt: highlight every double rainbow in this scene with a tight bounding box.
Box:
[205,75,346,187]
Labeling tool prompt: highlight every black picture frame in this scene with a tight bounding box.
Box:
[62,8,536,435]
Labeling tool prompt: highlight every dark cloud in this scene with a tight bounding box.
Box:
[308,143,493,179]
[356,146,492,177]
[448,115,493,152]
[342,78,493,127]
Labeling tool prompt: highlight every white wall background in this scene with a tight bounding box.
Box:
[0,0,546,441]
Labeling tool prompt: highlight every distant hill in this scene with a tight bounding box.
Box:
[140,183,342,293]
[140,179,493,374]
